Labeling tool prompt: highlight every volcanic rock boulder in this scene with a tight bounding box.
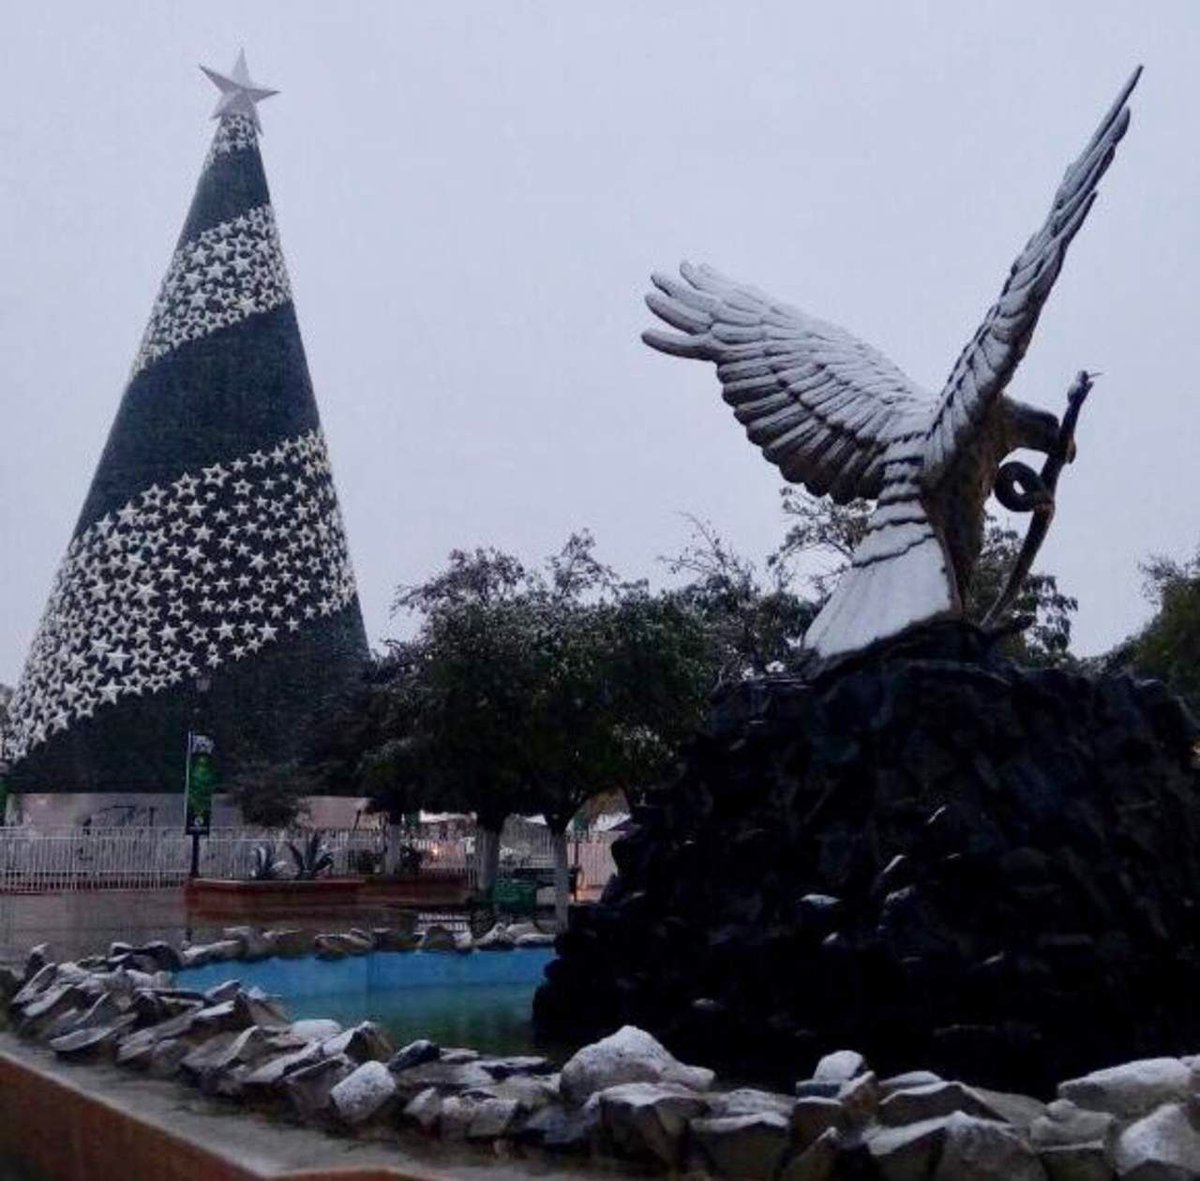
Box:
[534,624,1200,1096]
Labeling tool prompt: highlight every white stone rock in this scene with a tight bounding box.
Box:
[330,1060,397,1125]
[598,1081,709,1165]
[514,932,556,947]
[933,1112,1046,1181]
[867,1117,949,1181]
[474,924,515,951]
[1114,1103,1200,1179]
[1059,1059,1191,1121]
[691,1112,791,1181]
[404,1086,442,1132]
[814,1049,867,1083]
[560,1025,715,1105]
[289,1019,342,1041]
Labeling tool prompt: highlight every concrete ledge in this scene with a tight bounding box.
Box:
[184,875,471,918]
[0,1034,618,1181]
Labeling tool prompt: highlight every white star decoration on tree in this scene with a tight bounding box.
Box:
[7,430,358,759]
[201,50,278,132]
[131,204,291,377]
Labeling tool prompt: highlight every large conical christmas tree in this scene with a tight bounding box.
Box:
[7,54,368,793]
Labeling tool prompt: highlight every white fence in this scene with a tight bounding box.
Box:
[0,822,619,895]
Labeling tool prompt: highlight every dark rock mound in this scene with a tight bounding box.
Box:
[534,623,1200,1096]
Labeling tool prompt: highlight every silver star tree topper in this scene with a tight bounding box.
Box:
[644,69,1142,665]
[200,50,278,131]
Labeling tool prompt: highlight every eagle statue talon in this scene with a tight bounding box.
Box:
[642,71,1137,662]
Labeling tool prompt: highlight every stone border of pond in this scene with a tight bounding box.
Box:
[3,925,1200,1179]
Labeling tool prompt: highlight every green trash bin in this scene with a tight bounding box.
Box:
[492,877,538,918]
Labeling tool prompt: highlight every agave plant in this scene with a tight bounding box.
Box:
[249,842,286,881]
[287,831,334,881]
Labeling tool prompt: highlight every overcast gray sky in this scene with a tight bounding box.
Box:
[3,2,1198,683]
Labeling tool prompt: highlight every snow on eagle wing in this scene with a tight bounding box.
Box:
[643,262,934,504]
[924,67,1141,478]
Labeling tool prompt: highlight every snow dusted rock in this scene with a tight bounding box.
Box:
[24,943,50,982]
[1115,1103,1200,1180]
[403,1087,442,1133]
[518,1098,601,1153]
[791,1097,844,1148]
[262,928,310,957]
[474,924,515,951]
[148,1038,190,1079]
[879,1079,995,1126]
[691,1111,791,1181]
[17,984,86,1036]
[504,922,540,940]
[222,927,275,961]
[233,987,289,1030]
[780,1127,841,1181]
[436,1095,521,1141]
[484,1074,560,1113]
[290,1018,342,1041]
[836,1071,880,1127]
[880,1070,944,1093]
[201,939,245,963]
[11,963,58,1007]
[240,1043,324,1096]
[284,1055,355,1121]
[514,932,556,947]
[330,1060,397,1126]
[969,1085,1047,1131]
[203,980,241,1005]
[560,1025,715,1105]
[418,925,456,952]
[706,1087,795,1120]
[320,1021,393,1063]
[314,932,371,957]
[390,1059,495,1093]
[1032,1101,1118,1149]
[933,1111,1046,1181]
[814,1049,867,1083]
[1059,1059,1192,1121]
[465,1096,521,1140]
[866,1117,949,1181]
[124,942,182,973]
[49,1014,137,1060]
[180,945,214,968]
[477,1054,553,1080]
[598,1081,709,1166]
[387,1039,439,1073]
[1037,1140,1113,1181]
[453,931,474,953]
[180,1026,270,1090]
[372,927,418,952]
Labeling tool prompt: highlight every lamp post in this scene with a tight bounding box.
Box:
[184,675,213,879]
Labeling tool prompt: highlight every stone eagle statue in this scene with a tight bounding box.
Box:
[644,69,1140,663]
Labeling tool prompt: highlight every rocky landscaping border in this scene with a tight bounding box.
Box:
[3,927,1199,1179]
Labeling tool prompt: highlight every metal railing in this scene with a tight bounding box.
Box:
[0,823,619,895]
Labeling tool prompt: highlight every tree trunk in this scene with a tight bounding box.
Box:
[476,825,501,893]
[552,826,570,930]
[384,823,403,876]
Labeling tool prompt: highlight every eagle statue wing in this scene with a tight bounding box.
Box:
[644,262,935,504]
[923,67,1141,477]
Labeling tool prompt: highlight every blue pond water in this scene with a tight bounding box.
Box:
[178,949,556,1055]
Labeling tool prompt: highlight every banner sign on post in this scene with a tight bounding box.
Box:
[184,733,216,835]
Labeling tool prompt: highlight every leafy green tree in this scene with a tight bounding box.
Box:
[666,515,816,681]
[1110,547,1200,714]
